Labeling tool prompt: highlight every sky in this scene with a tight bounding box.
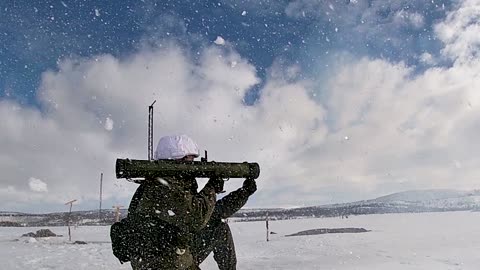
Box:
[1,0,480,213]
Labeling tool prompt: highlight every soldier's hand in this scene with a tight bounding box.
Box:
[206,176,225,194]
[242,177,257,195]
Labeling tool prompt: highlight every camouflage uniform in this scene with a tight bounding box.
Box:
[192,186,253,270]
[129,176,217,270]
[129,178,255,270]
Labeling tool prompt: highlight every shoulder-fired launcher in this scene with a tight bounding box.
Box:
[116,158,260,180]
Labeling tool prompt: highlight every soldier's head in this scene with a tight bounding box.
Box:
[154,134,200,161]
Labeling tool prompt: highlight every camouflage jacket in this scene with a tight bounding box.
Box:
[210,186,253,223]
[129,177,217,270]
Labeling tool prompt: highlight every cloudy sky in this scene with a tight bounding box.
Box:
[1,0,479,213]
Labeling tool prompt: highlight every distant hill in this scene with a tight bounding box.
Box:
[374,189,480,203]
[232,189,480,221]
[1,189,480,226]
[370,189,480,210]
[0,209,122,227]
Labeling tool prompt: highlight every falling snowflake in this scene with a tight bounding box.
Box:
[157,178,170,187]
[104,117,114,131]
[214,36,225,45]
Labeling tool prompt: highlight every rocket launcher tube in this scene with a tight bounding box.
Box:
[116,158,260,180]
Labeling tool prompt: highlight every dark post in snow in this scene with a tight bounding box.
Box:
[64,199,77,242]
[99,172,103,222]
[266,212,269,242]
[148,100,157,161]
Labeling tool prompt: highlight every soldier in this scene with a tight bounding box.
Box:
[129,135,224,270]
[128,134,257,270]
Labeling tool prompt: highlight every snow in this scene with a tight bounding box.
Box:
[25,237,37,243]
[1,212,479,269]
[157,178,169,187]
[104,117,114,131]
[214,36,225,45]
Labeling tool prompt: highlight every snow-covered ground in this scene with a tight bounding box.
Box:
[1,211,479,269]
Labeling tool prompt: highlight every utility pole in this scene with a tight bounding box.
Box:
[112,205,124,222]
[64,199,77,242]
[148,100,156,160]
[99,172,103,222]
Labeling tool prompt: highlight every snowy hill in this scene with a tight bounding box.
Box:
[0,210,120,227]
[233,189,480,221]
[371,189,480,209]
[374,189,479,203]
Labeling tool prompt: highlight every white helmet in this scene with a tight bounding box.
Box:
[154,134,200,160]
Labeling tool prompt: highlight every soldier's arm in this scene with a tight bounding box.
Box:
[126,183,146,217]
[211,186,252,220]
[187,180,218,231]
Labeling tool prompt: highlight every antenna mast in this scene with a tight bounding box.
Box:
[148,100,157,160]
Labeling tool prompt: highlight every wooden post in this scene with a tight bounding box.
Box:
[266,212,269,242]
[112,205,124,222]
[99,172,103,222]
[64,199,77,242]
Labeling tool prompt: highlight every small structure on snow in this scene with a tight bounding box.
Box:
[21,229,60,238]
[285,228,369,237]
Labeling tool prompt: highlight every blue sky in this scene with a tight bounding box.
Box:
[1,0,480,213]
[1,0,453,106]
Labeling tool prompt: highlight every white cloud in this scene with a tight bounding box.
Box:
[28,177,48,192]
[306,56,480,193]
[435,0,480,63]
[0,43,327,210]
